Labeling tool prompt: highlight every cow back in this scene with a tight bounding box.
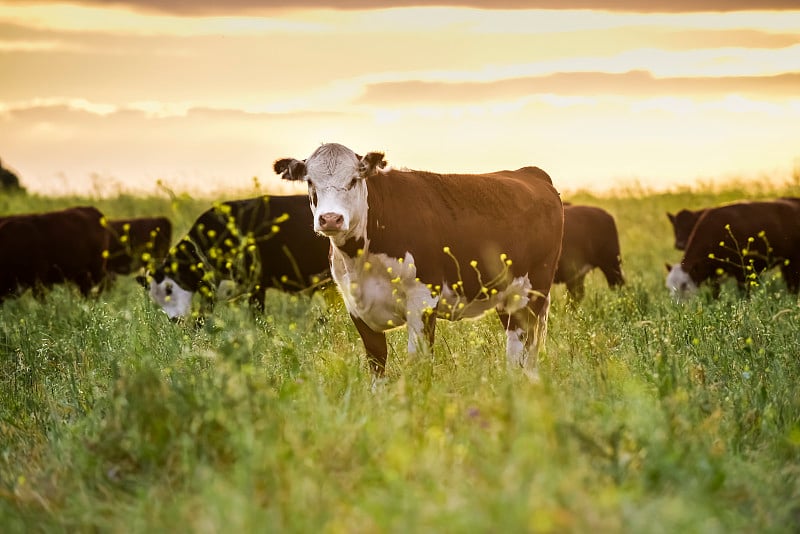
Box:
[243,195,330,289]
[682,200,800,282]
[556,205,622,284]
[106,216,172,274]
[186,195,329,290]
[362,167,563,298]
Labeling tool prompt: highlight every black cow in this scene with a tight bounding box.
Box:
[667,198,800,251]
[140,195,330,319]
[1,206,109,301]
[666,199,800,299]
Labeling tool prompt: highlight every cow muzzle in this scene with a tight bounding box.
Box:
[318,212,344,232]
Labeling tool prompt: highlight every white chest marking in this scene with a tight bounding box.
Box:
[330,245,535,346]
[331,248,437,334]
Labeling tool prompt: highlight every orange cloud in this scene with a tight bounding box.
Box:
[4,0,800,14]
[358,71,800,105]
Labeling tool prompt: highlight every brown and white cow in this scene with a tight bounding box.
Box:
[140,195,330,319]
[105,216,172,275]
[275,143,563,376]
[666,199,800,299]
[556,204,624,301]
[0,206,109,302]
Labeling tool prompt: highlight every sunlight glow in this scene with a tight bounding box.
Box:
[0,3,797,196]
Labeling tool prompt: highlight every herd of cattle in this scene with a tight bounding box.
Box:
[2,143,799,375]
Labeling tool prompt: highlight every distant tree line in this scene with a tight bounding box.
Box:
[0,158,26,193]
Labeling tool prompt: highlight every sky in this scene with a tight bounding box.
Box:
[1,1,799,197]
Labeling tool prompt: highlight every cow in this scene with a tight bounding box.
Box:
[275,142,564,377]
[0,206,109,302]
[105,216,172,275]
[667,197,800,251]
[555,204,624,301]
[140,195,330,320]
[666,199,800,299]
[667,208,707,251]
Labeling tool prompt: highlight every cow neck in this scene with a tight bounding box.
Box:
[171,238,209,290]
[335,236,367,259]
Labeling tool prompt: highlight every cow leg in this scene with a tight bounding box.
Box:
[602,264,625,288]
[406,304,438,356]
[423,309,437,347]
[79,270,103,297]
[780,260,800,293]
[350,314,388,376]
[32,280,48,301]
[709,277,722,299]
[248,288,266,314]
[566,276,585,302]
[497,291,550,375]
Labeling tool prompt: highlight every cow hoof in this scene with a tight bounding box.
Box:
[522,367,541,384]
[370,376,388,393]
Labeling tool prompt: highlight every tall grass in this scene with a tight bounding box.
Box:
[1,180,799,532]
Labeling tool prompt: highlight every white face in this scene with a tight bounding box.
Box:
[148,275,194,319]
[665,264,697,300]
[303,143,369,239]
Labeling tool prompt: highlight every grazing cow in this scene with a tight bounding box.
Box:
[555,204,624,301]
[105,216,172,275]
[0,206,109,301]
[667,208,707,251]
[141,195,330,319]
[666,199,800,299]
[275,143,563,376]
[667,197,800,251]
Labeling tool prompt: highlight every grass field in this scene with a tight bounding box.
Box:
[1,179,799,533]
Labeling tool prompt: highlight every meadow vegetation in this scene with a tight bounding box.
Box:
[1,178,799,532]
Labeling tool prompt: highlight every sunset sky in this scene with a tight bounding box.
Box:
[1,1,799,196]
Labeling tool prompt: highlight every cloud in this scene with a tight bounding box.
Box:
[358,71,800,105]
[2,88,798,198]
[0,99,354,122]
[5,0,800,15]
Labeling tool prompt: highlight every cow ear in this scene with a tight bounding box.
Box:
[667,212,676,224]
[274,158,307,181]
[152,269,166,283]
[665,262,672,273]
[358,152,387,179]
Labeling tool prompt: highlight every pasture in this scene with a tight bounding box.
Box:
[1,179,799,532]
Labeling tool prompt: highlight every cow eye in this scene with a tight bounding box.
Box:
[309,185,318,206]
[347,178,358,190]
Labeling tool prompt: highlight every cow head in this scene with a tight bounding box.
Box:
[667,209,704,251]
[665,263,698,300]
[139,266,194,320]
[139,240,202,320]
[275,143,386,242]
